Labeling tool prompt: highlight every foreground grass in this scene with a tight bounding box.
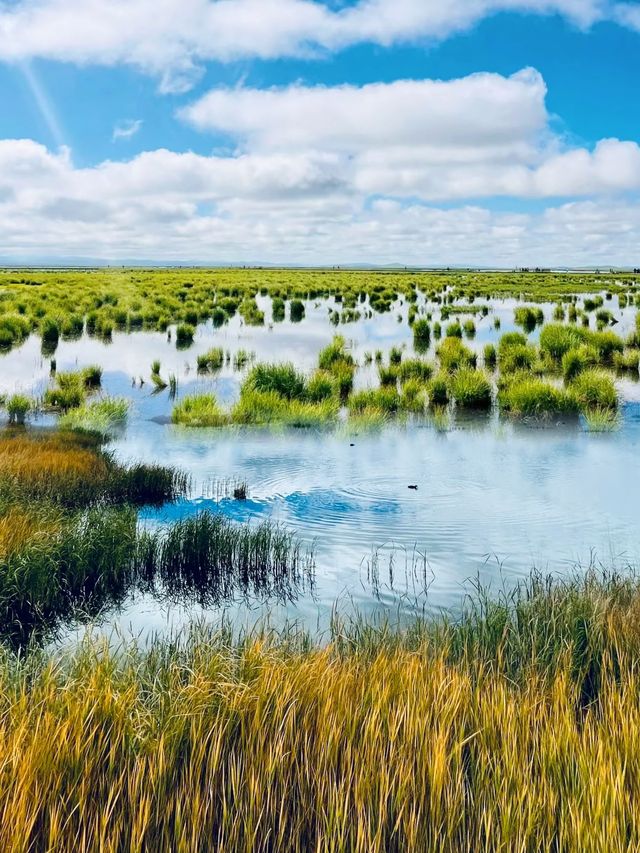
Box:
[1,569,640,850]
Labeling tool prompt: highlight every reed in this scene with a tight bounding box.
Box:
[139,512,313,605]
[0,570,639,850]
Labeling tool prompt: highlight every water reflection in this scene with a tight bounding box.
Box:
[0,295,639,646]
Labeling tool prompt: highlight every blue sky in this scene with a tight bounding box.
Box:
[0,0,639,265]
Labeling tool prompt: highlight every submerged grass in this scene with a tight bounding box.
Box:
[1,570,640,849]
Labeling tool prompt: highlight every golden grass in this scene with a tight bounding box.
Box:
[1,596,640,852]
[0,431,109,491]
[0,507,62,559]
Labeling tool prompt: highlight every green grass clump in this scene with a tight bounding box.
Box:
[197,347,225,372]
[271,297,285,322]
[498,342,537,374]
[582,406,621,432]
[245,363,307,401]
[613,349,640,373]
[81,365,103,388]
[445,321,463,338]
[587,329,625,362]
[514,305,544,331]
[539,323,584,360]
[448,368,492,409]
[171,394,230,428]
[318,335,354,373]
[428,373,450,406]
[59,399,129,437]
[0,314,31,349]
[499,375,578,416]
[569,369,618,411]
[462,319,476,338]
[348,387,399,416]
[317,336,355,397]
[397,358,434,383]
[232,390,338,427]
[437,337,476,372]
[5,394,32,424]
[239,298,265,326]
[290,299,305,322]
[399,379,426,413]
[175,323,195,345]
[412,318,431,351]
[561,345,599,380]
[483,343,497,369]
[497,331,528,357]
[306,371,336,402]
[378,365,399,387]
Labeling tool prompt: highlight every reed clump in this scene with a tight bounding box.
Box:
[0,570,640,850]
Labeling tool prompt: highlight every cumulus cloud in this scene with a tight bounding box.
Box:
[1,65,639,265]
[112,119,143,141]
[180,70,548,151]
[0,0,633,89]
[178,72,640,200]
[0,136,639,266]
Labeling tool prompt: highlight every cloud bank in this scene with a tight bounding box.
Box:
[0,0,638,91]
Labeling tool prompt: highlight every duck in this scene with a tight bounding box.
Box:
[408,484,418,490]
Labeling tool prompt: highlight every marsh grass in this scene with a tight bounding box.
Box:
[171,394,230,428]
[139,512,313,604]
[569,369,618,410]
[448,368,492,409]
[582,406,621,432]
[197,347,224,372]
[1,570,640,849]
[232,390,339,427]
[5,394,32,425]
[58,398,129,437]
[436,338,476,372]
[0,431,187,508]
[499,374,578,417]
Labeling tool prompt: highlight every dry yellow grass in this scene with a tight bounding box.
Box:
[0,431,109,491]
[0,624,638,852]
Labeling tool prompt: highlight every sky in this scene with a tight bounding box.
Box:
[0,0,639,267]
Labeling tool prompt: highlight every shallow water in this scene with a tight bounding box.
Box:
[2,294,639,643]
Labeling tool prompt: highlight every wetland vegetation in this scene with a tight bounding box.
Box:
[1,267,640,849]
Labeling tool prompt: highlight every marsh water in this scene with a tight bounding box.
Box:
[2,294,640,643]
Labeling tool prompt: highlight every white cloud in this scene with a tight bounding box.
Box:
[112,119,143,141]
[180,70,548,151]
[179,72,640,200]
[0,136,639,266]
[0,0,633,89]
